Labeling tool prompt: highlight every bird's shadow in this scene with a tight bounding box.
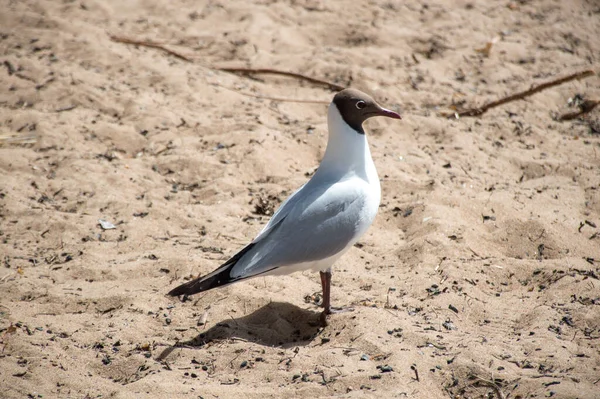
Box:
[157,302,323,360]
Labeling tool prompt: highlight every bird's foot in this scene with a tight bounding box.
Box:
[326,306,354,314]
[319,306,354,326]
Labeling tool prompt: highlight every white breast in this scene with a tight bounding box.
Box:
[315,103,382,247]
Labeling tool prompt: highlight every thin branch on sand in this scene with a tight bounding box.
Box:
[109,34,345,94]
[216,67,345,91]
[109,35,194,62]
[449,70,596,118]
[211,83,329,104]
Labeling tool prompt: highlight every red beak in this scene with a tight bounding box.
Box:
[378,107,402,120]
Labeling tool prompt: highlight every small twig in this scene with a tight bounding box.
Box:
[4,60,15,75]
[216,67,345,91]
[228,349,246,369]
[109,33,344,97]
[15,73,36,82]
[411,364,420,382]
[384,308,401,319]
[426,341,447,350]
[35,77,56,90]
[160,360,172,371]
[470,376,506,399]
[468,246,484,259]
[459,164,473,179]
[349,333,363,343]
[211,82,329,104]
[331,346,359,351]
[450,69,596,118]
[558,99,600,121]
[55,105,77,113]
[16,124,30,133]
[109,35,194,62]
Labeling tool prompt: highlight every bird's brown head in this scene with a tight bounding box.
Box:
[332,88,401,134]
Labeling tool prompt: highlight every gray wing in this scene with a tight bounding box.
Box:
[230,179,368,279]
[252,183,306,243]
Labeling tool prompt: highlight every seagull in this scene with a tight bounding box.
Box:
[168,88,401,323]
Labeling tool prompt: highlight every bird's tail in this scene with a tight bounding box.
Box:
[167,243,256,297]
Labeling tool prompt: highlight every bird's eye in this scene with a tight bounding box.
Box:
[356,100,366,109]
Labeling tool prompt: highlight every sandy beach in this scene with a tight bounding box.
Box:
[1,0,599,398]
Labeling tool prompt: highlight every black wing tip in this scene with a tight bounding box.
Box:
[167,242,256,297]
[167,274,229,297]
[167,263,241,296]
[167,284,190,297]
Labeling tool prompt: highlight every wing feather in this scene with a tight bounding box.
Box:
[230,179,369,278]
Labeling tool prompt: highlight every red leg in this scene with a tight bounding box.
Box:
[319,269,353,325]
[320,270,332,314]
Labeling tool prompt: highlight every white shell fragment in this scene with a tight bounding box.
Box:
[98,219,116,230]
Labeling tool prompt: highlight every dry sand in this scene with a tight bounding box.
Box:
[1,0,600,398]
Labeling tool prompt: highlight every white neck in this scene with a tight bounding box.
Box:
[315,104,379,183]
